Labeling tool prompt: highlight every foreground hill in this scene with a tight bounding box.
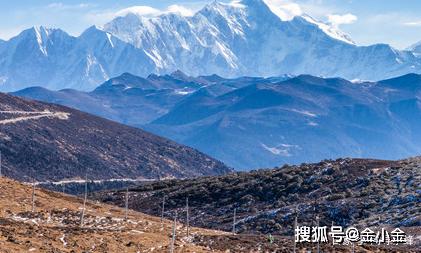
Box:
[0,177,415,252]
[0,177,230,252]
[0,93,231,182]
[94,157,420,251]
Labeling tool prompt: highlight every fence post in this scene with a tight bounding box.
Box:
[232,208,237,234]
[170,211,177,253]
[31,178,35,213]
[125,187,129,220]
[80,174,88,227]
[316,215,320,253]
[186,197,190,237]
[293,207,298,253]
[161,196,165,225]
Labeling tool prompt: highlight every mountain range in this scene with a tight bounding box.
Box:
[0,93,231,182]
[14,71,421,169]
[2,0,421,91]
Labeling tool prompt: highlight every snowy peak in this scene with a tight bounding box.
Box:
[300,15,355,45]
[1,0,421,92]
[6,26,75,59]
[79,25,116,48]
[408,41,421,55]
[12,26,65,56]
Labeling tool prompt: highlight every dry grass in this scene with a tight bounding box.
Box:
[0,177,227,252]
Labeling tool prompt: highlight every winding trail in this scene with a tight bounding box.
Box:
[0,110,70,125]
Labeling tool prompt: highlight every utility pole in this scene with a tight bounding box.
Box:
[0,150,2,177]
[232,208,237,234]
[31,178,36,213]
[170,211,177,253]
[80,174,88,227]
[125,187,129,220]
[161,196,165,225]
[186,197,190,237]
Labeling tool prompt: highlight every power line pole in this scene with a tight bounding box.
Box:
[80,174,88,227]
[125,187,129,220]
[170,211,177,253]
[186,197,190,237]
[232,208,237,235]
[0,150,2,177]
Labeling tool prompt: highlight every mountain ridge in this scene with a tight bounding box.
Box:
[13,71,421,169]
[1,0,421,91]
[0,92,231,181]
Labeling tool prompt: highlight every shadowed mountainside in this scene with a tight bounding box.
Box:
[0,93,231,182]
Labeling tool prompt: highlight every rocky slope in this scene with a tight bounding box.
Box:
[93,157,420,249]
[0,93,231,182]
[0,177,231,252]
[0,176,415,252]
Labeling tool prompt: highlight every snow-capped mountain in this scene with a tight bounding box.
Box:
[103,0,421,80]
[0,26,156,91]
[408,41,421,56]
[1,0,421,91]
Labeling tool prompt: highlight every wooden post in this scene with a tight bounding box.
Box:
[293,207,298,253]
[186,197,190,237]
[80,174,88,227]
[232,208,237,234]
[170,211,177,253]
[125,187,129,220]
[0,151,2,177]
[31,178,35,213]
[161,196,165,225]
[316,215,320,253]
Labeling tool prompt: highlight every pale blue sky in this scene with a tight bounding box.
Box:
[1,0,421,49]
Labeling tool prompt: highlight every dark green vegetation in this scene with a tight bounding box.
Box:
[94,158,420,236]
